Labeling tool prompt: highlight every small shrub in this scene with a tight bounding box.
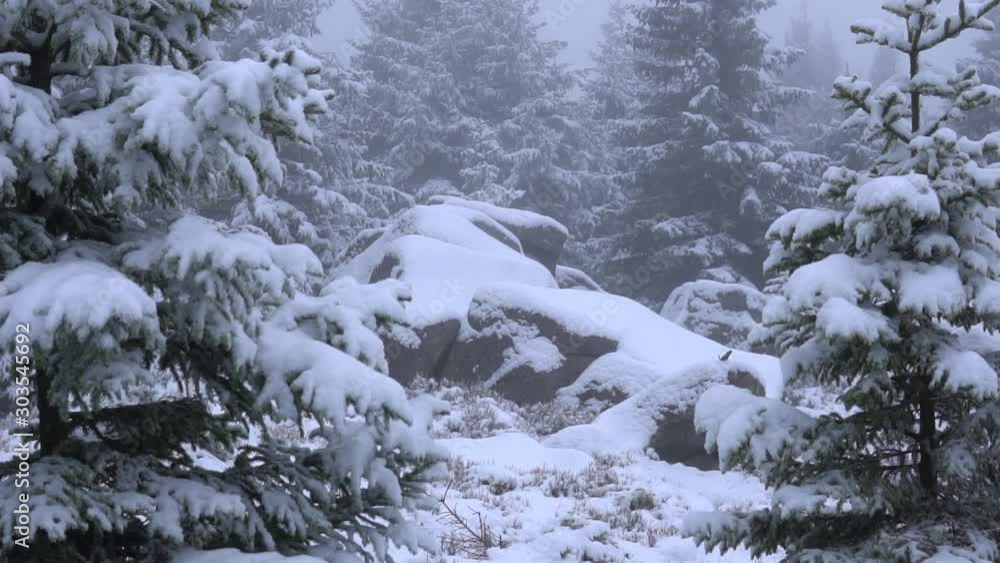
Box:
[514,398,603,436]
[488,478,517,496]
[628,489,656,511]
[542,469,578,498]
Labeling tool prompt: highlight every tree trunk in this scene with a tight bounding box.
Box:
[910,17,924,134]
[36,364,70,455]
[27,30,68,455]
[916,379,937,496]
[28,32,53,94]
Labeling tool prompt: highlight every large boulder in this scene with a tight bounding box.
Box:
[382,319,460,385]
[428,196,569,273]
[546,360,770,470]
[661,272,772,354]
[334,204,558,385]
[438,293,617,403]
[557,352,672,408]
[445,282,780,407]
[333,201,787,470]
[647,363,766,469]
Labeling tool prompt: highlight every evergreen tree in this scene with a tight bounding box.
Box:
[212,0,410,267]
[352,0,612,241]
[574,0,640,276]
[815,20,844,89]
[218,0,334,59]
[686,2,1000,560]
[352,0,475,194]
[0,2,441,561]
[606,0,811,307]
[585,0,644,123]
[454,0,616,237]
[778,6,870,184]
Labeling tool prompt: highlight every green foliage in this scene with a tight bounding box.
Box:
[352,0,615,239]
[0,3,443,562]
[685,2,1000,561]
[600,0,820,306]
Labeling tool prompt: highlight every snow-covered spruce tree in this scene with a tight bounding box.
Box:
[444,0,615,235]
[352,0,469,194]
[607,0,814,307]
[0,3,441,562]
[686,1,1000,560]
[353,0,613,239]
[225,60,413,269]
[572,0,639,279]
[775,2,875,175]
[585,0,644,124]
[217,0,334,60]
[211,0,410,268]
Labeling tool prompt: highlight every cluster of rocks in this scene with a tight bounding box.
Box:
[334,197,774,469]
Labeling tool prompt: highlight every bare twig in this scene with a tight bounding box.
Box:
[436,481,507,559]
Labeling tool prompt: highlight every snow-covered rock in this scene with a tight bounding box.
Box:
[335,205,557,329]
[334,202,559,382]
[558,352,668,406]
[661,268,772,353]
[548,361,771,470]
[466,283,781,392]
[438,288,618,403]
[429,195,569,273]
[555,265,604,291]
[335,200,785,469]
[442,282,780,406]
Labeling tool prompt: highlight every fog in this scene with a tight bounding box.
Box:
[759,0,983,72]
[317,0,985,74]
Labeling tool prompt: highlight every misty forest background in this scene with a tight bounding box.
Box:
[207,0,1000,313]
[3,0,1000,563]
[234,0,994,309]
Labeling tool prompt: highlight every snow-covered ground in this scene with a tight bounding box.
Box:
[0,199,797,563]
[321,200,792,562]
[389,383,783,563]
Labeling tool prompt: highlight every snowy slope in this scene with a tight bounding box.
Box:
[326,199,794,562]
[385,386,782,563]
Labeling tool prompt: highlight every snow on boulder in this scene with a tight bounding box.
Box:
[334,204,558,383]
[335,205,556,328]
[468,283,781,392]
[661,278,772,353]
[429,195,570,273]
[557,352,668,407]
[555,265,604,292]
[546,360,770,470]
[444,282,780,406]
[438,288,618,403]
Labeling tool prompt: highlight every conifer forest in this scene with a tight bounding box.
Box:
[2,1,1000,562]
